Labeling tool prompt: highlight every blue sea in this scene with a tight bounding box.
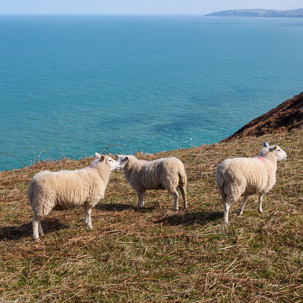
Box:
[0,15,303,171]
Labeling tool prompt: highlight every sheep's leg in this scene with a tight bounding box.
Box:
[85,208,93,228]
[237,195,248,216]
[38,220,44,237]
[220,193,227,204]
[32,218,40,240]
[223,203,230,224]
[173,191,179,211]
[179,186,187,210]
[223,197,235,224]
[137,191,146,208]
[258,194,264,213]
[84,208,88,225]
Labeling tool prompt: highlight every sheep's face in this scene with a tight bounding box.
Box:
[105,155,121,171]
[258,142,287,161]
[117,155,129,169]
[270,145,287,161]
[91,153,121,171]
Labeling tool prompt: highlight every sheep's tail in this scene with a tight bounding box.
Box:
[216,167,226,203]
[178,170,187,188]
[178,168,187,209]
[27,180,34,206]
[216,171,224,190]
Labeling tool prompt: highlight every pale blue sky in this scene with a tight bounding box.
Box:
[0,0,302,15]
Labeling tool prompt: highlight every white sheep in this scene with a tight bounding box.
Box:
[28,153,120,240]
[216,142,287,224]
[117,155,187,211]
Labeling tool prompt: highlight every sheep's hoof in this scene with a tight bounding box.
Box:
[237,209,243,216]
[258,209,263,213]
[85,223,93,229]
[33,238,40,242]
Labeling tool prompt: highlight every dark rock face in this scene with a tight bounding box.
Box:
[222,92,303,142]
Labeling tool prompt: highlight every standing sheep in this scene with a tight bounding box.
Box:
[117,155,187,211]
[28,153,120,240]
[216,142,287,224]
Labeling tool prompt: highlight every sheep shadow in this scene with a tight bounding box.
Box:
[0,219,68,241]
[155,211,223,226]
[95,203,155,213]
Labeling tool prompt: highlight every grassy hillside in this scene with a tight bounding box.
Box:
[0,129,303,302]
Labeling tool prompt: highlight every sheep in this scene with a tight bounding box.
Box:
[117,155,187,211]
[28,153,120,240]
[216,142,287,224]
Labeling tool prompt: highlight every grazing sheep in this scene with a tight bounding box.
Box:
[216,142,287,224]
[117,155,187,211]
[28,153,120,240]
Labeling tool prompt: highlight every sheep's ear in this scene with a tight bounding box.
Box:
[263,142,269,148]
[95,153,106,161]
[269,146,277,152]
[123,156,129,162]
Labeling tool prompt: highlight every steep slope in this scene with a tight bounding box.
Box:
[223,92,303,142]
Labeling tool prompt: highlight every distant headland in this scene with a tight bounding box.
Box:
[205,8,303,18]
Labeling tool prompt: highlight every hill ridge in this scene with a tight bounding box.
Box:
[222,92,303,142]
[205,8,303,17]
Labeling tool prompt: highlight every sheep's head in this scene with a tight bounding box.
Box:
[116,155,129,169]
[258,142,287,161]
[91,153,121,171]
[270,145,287,161]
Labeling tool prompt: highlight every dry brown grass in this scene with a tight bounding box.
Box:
[1,129,303,302]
